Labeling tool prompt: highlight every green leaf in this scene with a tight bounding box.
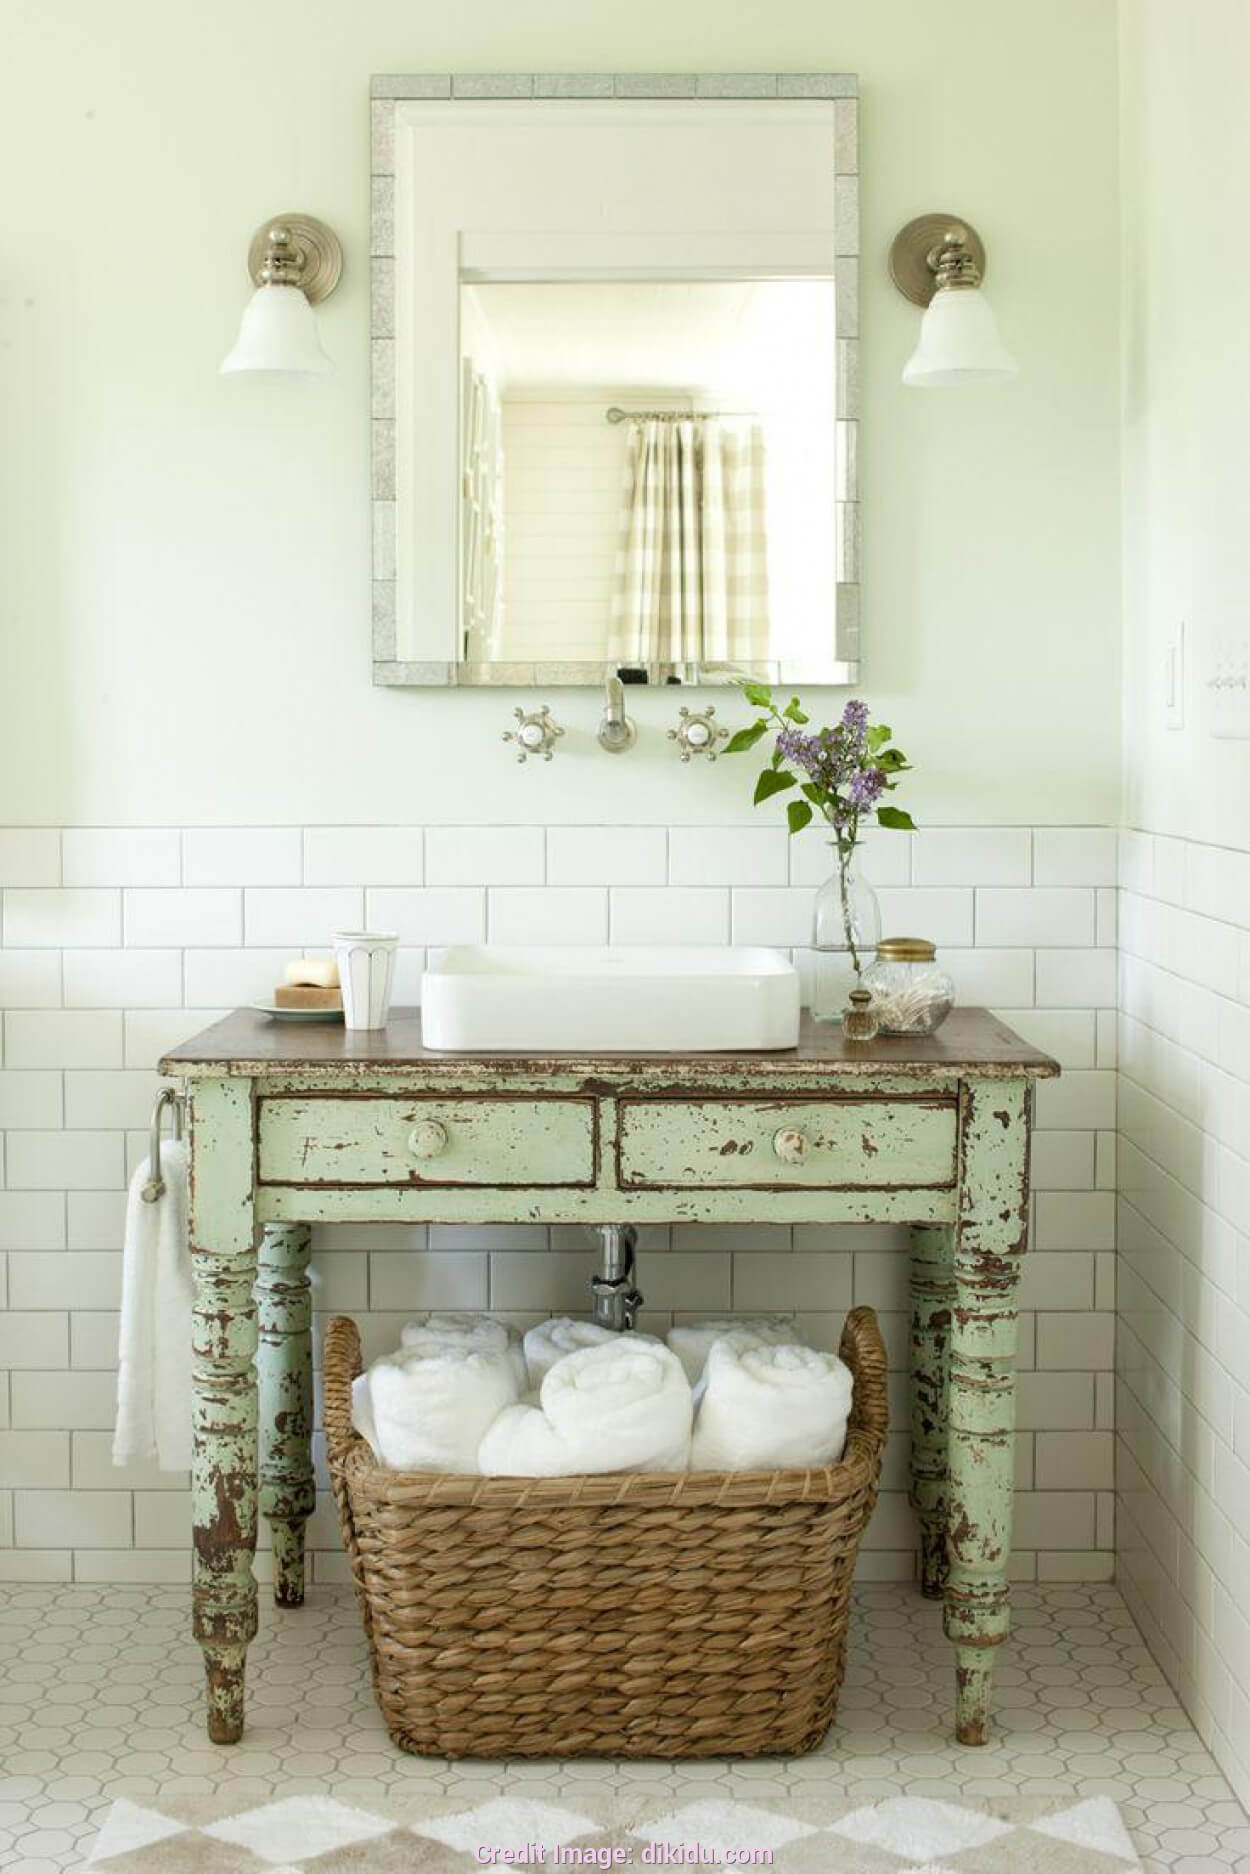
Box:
[876,805,916,832]
[781,697,809,724]
[865,724,893,751]
[800,782,825,804]
[741,681,773,708]
[786,799,814,836]
[873,748,910,773]
[724,720,769,755]
[754,769,797,805]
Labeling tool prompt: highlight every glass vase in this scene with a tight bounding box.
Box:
[810,846,882,1023]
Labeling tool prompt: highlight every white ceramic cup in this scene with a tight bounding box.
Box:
[332,931,398,1030]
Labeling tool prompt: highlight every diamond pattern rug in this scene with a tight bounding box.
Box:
[85,1792,1143,1873]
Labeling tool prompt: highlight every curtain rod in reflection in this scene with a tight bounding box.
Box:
[604,405,753,424]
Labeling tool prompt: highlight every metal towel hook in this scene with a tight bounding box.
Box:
[141,1086,185,1205]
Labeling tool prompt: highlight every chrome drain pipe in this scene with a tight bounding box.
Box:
[590,1224,643,1331]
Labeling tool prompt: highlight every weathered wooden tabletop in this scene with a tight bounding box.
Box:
[161,1005,1059,1079]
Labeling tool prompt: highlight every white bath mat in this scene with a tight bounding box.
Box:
[85,1791,1143,1872]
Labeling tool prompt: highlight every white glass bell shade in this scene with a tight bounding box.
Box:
[220,282,333,376]
[902,285,1018,388]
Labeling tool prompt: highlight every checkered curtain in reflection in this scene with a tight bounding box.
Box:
[608,416,771,670]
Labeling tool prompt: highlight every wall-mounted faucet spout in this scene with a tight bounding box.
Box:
[590,1223,643,1330]
[597,677,637,754]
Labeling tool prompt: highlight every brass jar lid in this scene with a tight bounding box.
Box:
[875,936,936,962]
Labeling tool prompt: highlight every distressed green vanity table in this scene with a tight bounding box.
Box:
[160,1006,1057,1751]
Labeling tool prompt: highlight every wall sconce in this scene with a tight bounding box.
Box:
[889,214,1018,388]
[220,214,343,377]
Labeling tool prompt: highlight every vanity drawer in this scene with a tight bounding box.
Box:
[258,1095,597,1188]
[617,1096,957,1190]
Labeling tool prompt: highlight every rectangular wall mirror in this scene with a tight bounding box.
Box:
[371,76,859,688]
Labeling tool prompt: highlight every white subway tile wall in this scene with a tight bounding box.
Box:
[0,825,1115,1589]
[303,826,425,887]
[0,831,62,887]
[1117,828,1250,1809]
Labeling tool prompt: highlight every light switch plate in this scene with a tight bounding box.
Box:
[1163,619,1185,730]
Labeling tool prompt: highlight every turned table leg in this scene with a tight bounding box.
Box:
[945,1077,1031,1747]
[190,1077,259,1745]
[258,1223,315,1608]
[909,1223,955,1598]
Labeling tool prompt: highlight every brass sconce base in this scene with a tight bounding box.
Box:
[889,214,987,306]
[245,214,343,304]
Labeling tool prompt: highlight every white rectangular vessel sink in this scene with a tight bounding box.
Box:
[421,946,800,1053]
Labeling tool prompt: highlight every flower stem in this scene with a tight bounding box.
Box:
[831,819,861,977]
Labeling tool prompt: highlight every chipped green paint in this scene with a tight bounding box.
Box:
[944,1077,1032,1747]
[258,1094,597,1188]
[258,1224,315,1608]
[172,1017,1053,1748]
[909,1222,955,1599]
[257,1182,957,1228]
[189,1075,259,1746]
[617,1095,957,1191]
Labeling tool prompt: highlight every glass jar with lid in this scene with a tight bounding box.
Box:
[861,938,955,1036]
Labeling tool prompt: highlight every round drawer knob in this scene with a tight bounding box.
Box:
[518,720,546,750]
[772,1125,810,1165]
[408,1119,449,1160]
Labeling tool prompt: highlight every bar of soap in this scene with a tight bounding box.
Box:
[274,984,343,1010]
[283,958,340,989]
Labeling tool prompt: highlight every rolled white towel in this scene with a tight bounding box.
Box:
[477,1403,566,1475]
[690,1330,854,1472]
[479,1337,692,1477]
[523,1316,662,1389]
[401,1311,528,1390]
[400,1310,506,1349]
[667,1316,801,1387]
[350,1372,381,1457]
[355,1339,519,1472]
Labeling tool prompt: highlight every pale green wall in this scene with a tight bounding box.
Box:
[1120,0,1250,849]
[0,0,1121,827]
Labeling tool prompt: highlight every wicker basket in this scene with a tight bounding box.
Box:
[324,1306,888,1759]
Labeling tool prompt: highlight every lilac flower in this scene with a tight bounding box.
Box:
[848,768,885,808]
[774,727,818,773]
[841,698,869,740]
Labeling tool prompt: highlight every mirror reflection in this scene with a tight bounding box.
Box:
[459,279,837,682]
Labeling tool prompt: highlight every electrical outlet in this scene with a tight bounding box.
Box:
[1163,620,1184,730]
[1207,630,1250,739]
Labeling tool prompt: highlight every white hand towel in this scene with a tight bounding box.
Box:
[113,1141,194,1473]
[401,1311,528,1390]
[666,1316,800,1387]
[479,1337,692,1477]
[523,1316,660,1388]
[690,1330,854,1472]
[357,1339,519,1472]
